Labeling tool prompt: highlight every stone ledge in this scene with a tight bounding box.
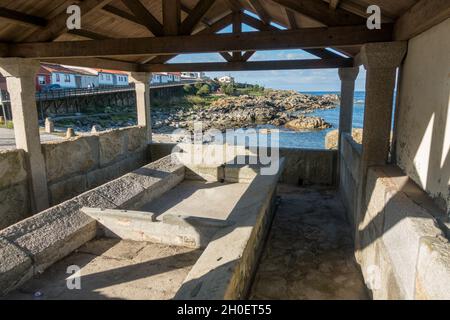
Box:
[357,165,448,300]
[0,155,184,296]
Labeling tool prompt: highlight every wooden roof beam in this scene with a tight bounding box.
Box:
[329,0,340,10]
[394,0,450,40]
[248,0,271,24]
[225,0,243,13]
[241,12,346,60]
[121,0,164,36]
[163,0,181,35]
[180,0,216,35]
[271,0,365,26]
[141,58,354,72]
[145,12,234,64]
[8,24,393,58]
[0,7,47,27]
[285,8,299,29]
[25,0,113,42]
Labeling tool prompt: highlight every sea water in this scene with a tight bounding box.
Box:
[236,91,366,149]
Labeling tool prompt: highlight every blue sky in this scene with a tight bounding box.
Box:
[170,18,366,92]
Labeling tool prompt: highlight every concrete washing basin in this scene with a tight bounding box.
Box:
[0,154,284,300]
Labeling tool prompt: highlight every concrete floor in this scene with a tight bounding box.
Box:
[140,180,250,221]
[0,128,63,150]
[6,239,202,300]
[250,184,369,300]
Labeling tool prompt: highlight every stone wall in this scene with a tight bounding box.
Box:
[356,165,450,300]
[42,126,148,205]
[395,18,450,215]
[339,133,362,228]
[150,143,337,186]
[0,149,30,230]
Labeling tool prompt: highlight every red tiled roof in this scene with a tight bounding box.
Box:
[94,68,128,75]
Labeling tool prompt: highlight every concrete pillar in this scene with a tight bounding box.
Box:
[0,58,49,212]
[129,72,152,142]
[338,67,359,149]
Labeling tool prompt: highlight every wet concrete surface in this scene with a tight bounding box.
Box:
[250,184,369,300]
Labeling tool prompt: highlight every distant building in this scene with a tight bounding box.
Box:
[218,75,235,84]
[41,63,79,89]
[63,66,98,88]
[181,72,205,80]
[96,69,129,87]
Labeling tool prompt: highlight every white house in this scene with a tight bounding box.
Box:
[95,69,129,87]
[218,75,235,84]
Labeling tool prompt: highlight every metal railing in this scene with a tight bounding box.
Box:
[0,79,204,103]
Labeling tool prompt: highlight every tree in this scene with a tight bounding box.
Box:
[197,84,211,96]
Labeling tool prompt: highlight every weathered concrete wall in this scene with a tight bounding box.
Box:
[0,149,31,229]
[357,165,450,300]
[43,126,148,205]
[150,143,337,186]
[339,133,362,228]
[395,19,450,214]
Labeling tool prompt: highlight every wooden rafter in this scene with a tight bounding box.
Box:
[8,24,393,59]
[25,0,113,42]
[241,12,345,60]
[146,12,234,65]
[394,0,450,40]
[220,52,234,62]
[180,0,216,35]
[329,0,340,10]
[225,0,242,13]
[0,7,47,27]
[248,0,271,24]
[163,0,181,35]
[141,58,353,72]
[232,11,242,61]
[121,0,164,36]
[68,29,111,40]
[285,8,299,29]
[180,3,210,27]
[271,0,365,26]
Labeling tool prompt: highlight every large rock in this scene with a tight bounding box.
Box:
[325,129,364,150]
[285,117,332,131]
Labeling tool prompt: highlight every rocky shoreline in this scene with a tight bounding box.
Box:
[152,90,339,133]
[51,90,339,134]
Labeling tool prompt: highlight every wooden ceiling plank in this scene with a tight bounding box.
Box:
[8,24,394,58]
[0,7,47,27]
[25,0,114,42]
[68,29,111,40]
[121,0,164,36]
[141,58,354,72]
[180,0,216,35]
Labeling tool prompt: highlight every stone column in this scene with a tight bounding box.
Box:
[129,72,152,142]
[338,67,359,149]
[356,42,407,169]
[0,58,49,212]
[353,42,407,254]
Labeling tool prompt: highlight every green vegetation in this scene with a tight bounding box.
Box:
[196,84,211,96]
